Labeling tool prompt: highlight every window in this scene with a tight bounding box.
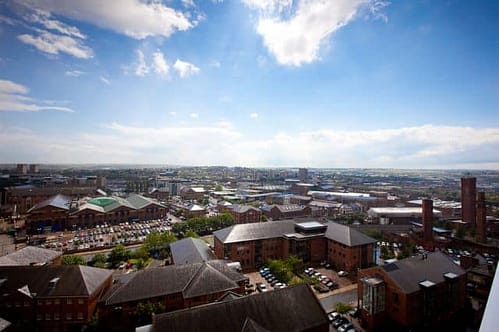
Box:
[54,313,60,320]
[78,299,84,305]
[54,299,60,305]
[77,312,84,320]
[392,292,399,304]
[46,299,52,305]
[66,313,72,320]
[37,314,42,321]
[67,299,72,304]
[45,313,51,320]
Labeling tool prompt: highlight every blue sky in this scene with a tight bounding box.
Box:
[0,0,498,169]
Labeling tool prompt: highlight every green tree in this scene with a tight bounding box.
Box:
[335,302,353,314]
[132,246,150,261]
[215,184,223,191]
[62,254,86,265]
[184,230,200,238]
[135,301,165,325]
[143,231,177,258]
[108,244,131,266]
[92,253,107,268]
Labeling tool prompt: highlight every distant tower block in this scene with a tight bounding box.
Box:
[461,177,477,227]
[476,192,486,243]
[298,168,308,182]
[422,199,434,249]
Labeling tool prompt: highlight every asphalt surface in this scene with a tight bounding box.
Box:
[320,288,358,313]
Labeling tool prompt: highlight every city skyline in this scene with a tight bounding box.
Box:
[0,1,498,169]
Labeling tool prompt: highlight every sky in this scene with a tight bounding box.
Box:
[0,0,498,169]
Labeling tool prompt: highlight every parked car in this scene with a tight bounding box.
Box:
[338,270,349,277]
[313,283,329,293]
[256,283,267,292]
[326,281,337,289]
[333,317,349,328]
[348,308,360,318]
[328,311,340,322]
[338,323,354,332]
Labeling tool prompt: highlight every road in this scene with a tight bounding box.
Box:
[320,288,358,313]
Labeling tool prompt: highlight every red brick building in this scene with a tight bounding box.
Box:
[213,220,376,272]
[26,194,167,233]
[261,204,312,220]
[99,260,247,331]
[226,205,262,224]
[0,265,113,331]
[357,252,466,331]
[151,284,329,332]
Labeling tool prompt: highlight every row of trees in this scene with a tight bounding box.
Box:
[171,213,234,237]
[266,256,303,284]
[62,230,179,268]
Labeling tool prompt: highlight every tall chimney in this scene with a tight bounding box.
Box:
[476,192,486,243]
[461,177,477,227]
[422,199,433,249]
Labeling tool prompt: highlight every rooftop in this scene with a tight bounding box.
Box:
[170,237,216,265]
[152,284,328,332]
[0,246,62,266]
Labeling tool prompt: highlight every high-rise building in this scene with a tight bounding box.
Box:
[16,164,28,175]
[298,168,308,182]
[461,177,477,227]
[28,164,39,173]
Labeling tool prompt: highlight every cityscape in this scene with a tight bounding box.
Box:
[1,1,499,332]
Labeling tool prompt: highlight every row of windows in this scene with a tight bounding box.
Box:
[37,312,84,321]
[44,298,84,305]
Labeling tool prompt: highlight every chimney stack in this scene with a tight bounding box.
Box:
[422,199,433,249]
[476,192,486,243]
[461,177,477,227]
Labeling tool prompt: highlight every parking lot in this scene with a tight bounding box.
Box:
[36,213,180,252]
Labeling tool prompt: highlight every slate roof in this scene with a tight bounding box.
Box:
[0,265,112,298]
[0,246,62,266]
[27,194,71,213]
[213,220,297,244]
[103,260,246,305]
[228,205,260,214]
[152,284,328,332]
[170,237,216,265]
[72,194,165,214]
[325,222,377,246]
[381,251,465,294]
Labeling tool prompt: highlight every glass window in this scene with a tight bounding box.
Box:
[78,299,84,305]
[54,313,60,320]
[66,313,72,320]
[77,312,84,320]
[67,299,72,304]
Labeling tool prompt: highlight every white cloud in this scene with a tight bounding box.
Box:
[134,50,149,77]
[19,0,196,39]
[152,50,169,76]
[169,111,177,116]
[1,123,499,168]
[25,9,86,39]
[250,112,259,118]
[173,59,200,78]
[100,76,111,85]
[65,70,85,77]
[0,79,74,112]
[244,0,389,66]
[182,0,196,8]
[18,30,93,59]
[190,113,199,119]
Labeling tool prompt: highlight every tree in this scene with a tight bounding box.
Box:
[184,230,200,238]
[131,246,150,261]
[62,254,86,265]
[92,253,108,268]
[335,302,353,314]
[135,301,165,325]
[108,244,131,266]
[215,184,223,191]
[143,231,177,259]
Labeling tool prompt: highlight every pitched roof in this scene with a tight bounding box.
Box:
[0,265,112,298]
[325,222,377,246]
[152,284,328,332]
[27,194,71,213]
[213,220,296,244]
[103,260,246,305]
[380,251,465,294]
[0,246,62,266]
[170,237,216,265]
[126,194,165,209]
[228,205,260,214]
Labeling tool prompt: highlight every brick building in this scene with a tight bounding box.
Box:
[213,220,376,272]
[0,246,62,266]
[226,205,262,224]
[98,260,247,331]
[0,265,113,331]
[151,284,329,332]
[261,204,312,220]
[179,187,205,200]
[357,252,466,331]
[26,194,167,233]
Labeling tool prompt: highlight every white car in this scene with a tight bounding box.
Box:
[338,271,349,277]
